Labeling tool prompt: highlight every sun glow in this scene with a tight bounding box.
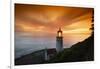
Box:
[63,28,91,34]
[15,4,93,45]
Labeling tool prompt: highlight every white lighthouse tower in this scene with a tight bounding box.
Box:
[56,28,63,53]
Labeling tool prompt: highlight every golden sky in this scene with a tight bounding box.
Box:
[15,4,93,39]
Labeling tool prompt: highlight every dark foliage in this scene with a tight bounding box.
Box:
[15,32,94,65]
[49,34,94,63]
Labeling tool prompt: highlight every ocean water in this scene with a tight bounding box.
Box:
[15,34,90,59]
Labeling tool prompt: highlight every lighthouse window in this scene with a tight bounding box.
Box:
[58,32,62,37]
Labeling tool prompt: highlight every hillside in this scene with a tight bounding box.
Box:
[15,48,57,65]
[15,34,94,65]
[49,34,94,63]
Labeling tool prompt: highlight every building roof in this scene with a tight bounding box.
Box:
[47,48,57,55]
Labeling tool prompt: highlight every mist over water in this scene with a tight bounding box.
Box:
[15,34,90,59]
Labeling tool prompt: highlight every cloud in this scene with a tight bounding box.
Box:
[15,4,93,36]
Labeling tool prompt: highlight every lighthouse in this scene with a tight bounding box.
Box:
[56,28,63,53]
